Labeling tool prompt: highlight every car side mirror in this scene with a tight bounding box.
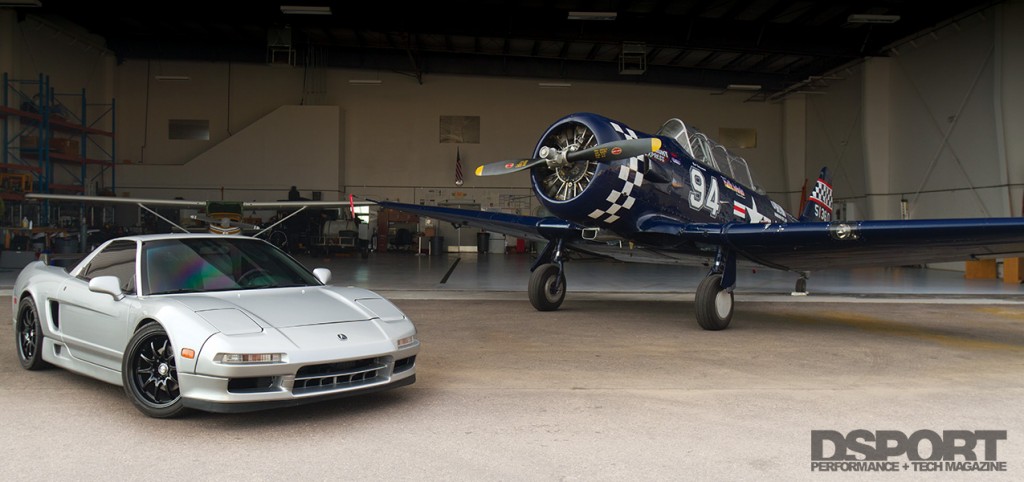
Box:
[313,268,332,284]
[89,276,124,300]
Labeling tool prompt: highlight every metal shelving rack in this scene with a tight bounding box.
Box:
[1,72,116,225]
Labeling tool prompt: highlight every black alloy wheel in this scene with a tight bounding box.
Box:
[16,297,47,370]
[122,323,185,418]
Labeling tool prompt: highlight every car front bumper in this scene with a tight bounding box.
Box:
[178,343,419,413]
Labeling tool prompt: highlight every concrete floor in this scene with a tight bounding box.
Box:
[1,252,1023,480]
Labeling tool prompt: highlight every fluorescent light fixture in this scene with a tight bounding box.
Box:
[280,5,332,15]
[727,84,761,91]
[847,14,900,24]
[538,82,572,88]
[0,0,42,6]
[568,11,617,21]
[349,79,382,85]
[154,75,191,81]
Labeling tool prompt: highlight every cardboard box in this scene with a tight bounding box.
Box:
[964,259,997,279]
[1005,258,1023,284]
[50,138,81,155]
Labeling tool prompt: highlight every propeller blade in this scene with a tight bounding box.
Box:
[474,158,547,177]
[474,137,662,177]
[566,137,662,163]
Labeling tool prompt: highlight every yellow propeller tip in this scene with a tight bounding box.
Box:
[474,165,484,176]
[652,138,662,151]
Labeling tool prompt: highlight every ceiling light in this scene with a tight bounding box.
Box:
[0,0,41,6]
[847,14,900,24]
[349,79,382,85]
[538,82,572,88]
[568,11,617,21]
[727,84,761,91]
[154,75,191,81]
[280,5,332,15]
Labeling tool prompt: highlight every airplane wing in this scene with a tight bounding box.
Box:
[717,218,1024,271]
[375,201,551,242]
[379,200,1024,271]
[375,200,711,266]
[25,193,370,208]
[26,193,207,207]
[641,217,1024,271]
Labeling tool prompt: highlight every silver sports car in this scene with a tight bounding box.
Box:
[12,233,419,417]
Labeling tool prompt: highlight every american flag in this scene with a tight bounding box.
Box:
[455,146,464,186]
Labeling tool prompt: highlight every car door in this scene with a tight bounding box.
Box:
[58,240,139,371]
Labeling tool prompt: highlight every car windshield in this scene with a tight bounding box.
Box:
[141,237,321,295]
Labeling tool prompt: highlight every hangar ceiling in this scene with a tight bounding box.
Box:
[12,0,1002,99]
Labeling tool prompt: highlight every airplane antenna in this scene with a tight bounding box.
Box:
[137,203,191,234]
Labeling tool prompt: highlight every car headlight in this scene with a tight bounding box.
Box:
[216,353,285,364]
[397,336,416,348]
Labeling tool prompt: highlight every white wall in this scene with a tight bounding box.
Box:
[800,3,1021,222]
[998,0,1024,217]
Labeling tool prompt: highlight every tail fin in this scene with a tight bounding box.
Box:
[799,167,833,222]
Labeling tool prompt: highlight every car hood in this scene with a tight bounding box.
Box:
[170,286,389,329]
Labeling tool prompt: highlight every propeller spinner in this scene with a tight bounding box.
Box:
[474,137,661,177]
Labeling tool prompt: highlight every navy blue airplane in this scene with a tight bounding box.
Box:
[376,112,1024,330]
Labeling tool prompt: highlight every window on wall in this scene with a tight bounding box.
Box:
[439,115,480,143]
[169,119,210,140]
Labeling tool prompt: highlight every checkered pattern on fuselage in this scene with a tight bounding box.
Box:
[587,122,645,225]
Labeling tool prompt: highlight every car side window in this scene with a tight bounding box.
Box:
[80,240,137,293]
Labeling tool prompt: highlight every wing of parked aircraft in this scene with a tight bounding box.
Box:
[25,192,369,236]
[373,112,1024,331]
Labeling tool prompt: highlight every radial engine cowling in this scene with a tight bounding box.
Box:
[530,113,650,229]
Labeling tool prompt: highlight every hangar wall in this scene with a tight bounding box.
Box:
[108,64,786,213]
[2,3,1021,225]
[805,2,1023,221]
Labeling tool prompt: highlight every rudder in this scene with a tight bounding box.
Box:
[800,167,833,222]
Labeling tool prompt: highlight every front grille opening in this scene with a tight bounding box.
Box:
[227,376,278,393]
[293,358,386,394]
[394,355,416,373]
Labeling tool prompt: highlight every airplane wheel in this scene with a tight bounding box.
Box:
[268,231,288,252]
[695,274,733,331]
[529,263,565,311]
[795,277,807,293]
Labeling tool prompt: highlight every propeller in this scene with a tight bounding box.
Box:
[474,137,662,177]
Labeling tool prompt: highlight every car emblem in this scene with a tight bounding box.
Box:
[337,334,348,341]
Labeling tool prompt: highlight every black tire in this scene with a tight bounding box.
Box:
[268,230,288,252]
[795,277,807,293]
[122,323,186,418]
[528,263,566,311]
[15,297,48,370]
[695,274,733,331]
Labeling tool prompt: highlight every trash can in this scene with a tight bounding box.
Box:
[430,236,444,255]
[476,232,490,253]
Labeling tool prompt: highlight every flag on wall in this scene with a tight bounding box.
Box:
[455,146,464,186]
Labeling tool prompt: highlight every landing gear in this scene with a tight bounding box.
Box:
[529,263,566,311]
[528,238,568,311]
[694,248,736,330]
[792,273,809,296]
[695,274,733,330]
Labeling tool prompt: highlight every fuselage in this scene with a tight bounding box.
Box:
[529,113,795,246]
